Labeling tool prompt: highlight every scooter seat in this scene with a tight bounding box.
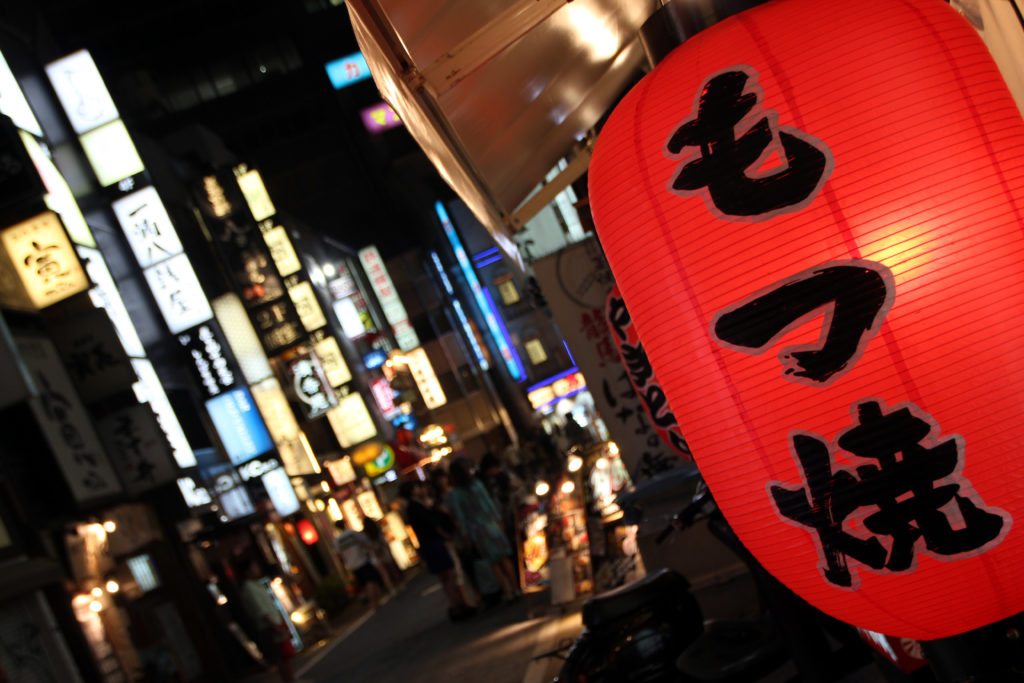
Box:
[582,569,691,630]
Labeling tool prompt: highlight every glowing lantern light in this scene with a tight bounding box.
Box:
[296,519,319,546]
[589,0,1024,639]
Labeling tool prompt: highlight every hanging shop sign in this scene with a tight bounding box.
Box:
[403,347,446,409]
[259,220,302,277]
[177,322,238,399]
[237,456,281,482]
[363,349,387,370]
[77,246,146,357]
[252,298,303,354]
[360,102,403,134]
[44,50,118,134]
[177,477,213,509]
[526,370,587,411]
[588,0,1024,639]
[287,278,328,332]
[15,334,122,502]
[370,377,396,415]
[96,403,176,495]
[143,253,214,334]
[534,238,682,484]
[261,466,300,517]
[366,444,396,478]
[234,167,276,222]
[356,490,384,520]
[280,347,336,419]
[78,120,145,188]
[0,51,42,136]
[1,211,89,310]
[311,330,351,388]
[249,376,315,476]
[326,393,377,448]
[111,186,182,268]
[326,456,357,486]
[203,463,256,520]
[204,387,274,465]
[49,306,136,404]
[131,359,196,468]
[357,245,419,351]
[324,51,372,90]
[605,287,690,461]
[212,293,273,383]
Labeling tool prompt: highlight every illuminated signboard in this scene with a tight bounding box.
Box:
[1,211,89,310]
[357,245,419,350]
[44,50,119,134]
[178,477,213,508]
[260,221,302,277]
[112,186,182,268]
[131,359,197,468]
[404,347,446,409]
[235,168,276,222]
[0,52,42,135]
[429,251,489,371]
[205,387,274,465]
[78,119,145,187]
[363,349,387,370]
[288,280,327,332]
[262,466,300,516]
[212,293,273,383]
[327,393,377,448]
[177,323,237,399]
[370,377,396,415]
[356,490,384,520]
[526,369,587,410]
[325,52,372,90]
[326,457,357,486]
[436,201,525,380]
[78,246,146,357]
[312,331,352,388]
[360,102,402,134]
[144,253,214,334]
[250,377,317,476]
[285,349,336,419]
[333,297,367,339]
[252,298,303,353]
[19,132,93,247]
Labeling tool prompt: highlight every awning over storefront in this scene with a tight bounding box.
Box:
[346,0,657,253]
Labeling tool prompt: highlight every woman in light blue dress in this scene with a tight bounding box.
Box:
[446,457,520,600]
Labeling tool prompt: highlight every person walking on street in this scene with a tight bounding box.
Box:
[399,480,475,621]
[446,458,521,602]
[237,558,297,683]
[361,516,399,594]
[334,521,384,611]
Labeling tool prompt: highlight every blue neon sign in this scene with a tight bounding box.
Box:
[325,52,373,90]
[430,251,489,371]
[436,202,524,381]
[205,388,274,465]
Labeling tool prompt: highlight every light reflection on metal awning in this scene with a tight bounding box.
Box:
[346,0,656,257]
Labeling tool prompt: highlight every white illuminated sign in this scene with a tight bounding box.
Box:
[1,211,89,310]
[212,293,272,383]
[45,50,119,134]
[262,467,300,517]
[405,347,447,409]
[358,246,419,350]
[333,298,366,339]
[132,359,197,468]
[356,490,384,520]
[79,120,145,187]
[178,477,213,508]
[261,223,301,277]
[0,52,42,135]
[237,457,281,481]
[236,168,276,221]
[326,393,377,448]
[144,253,213,334]
[77,246,146,357]
[112,187,182,267]
[288,281,327,332]
[326,457,357,486]
[313,334,351,388]
[20,132,94,247]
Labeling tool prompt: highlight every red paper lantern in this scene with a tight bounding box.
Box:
[297,519,319,546]
[590,0,1024,639]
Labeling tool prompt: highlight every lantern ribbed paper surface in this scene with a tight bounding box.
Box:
[589,0,1024,639]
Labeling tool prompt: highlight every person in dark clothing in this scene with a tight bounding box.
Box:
[399,480,474,620]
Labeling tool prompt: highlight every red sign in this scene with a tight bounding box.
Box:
[590,0,1024,638]
[370,377,396,415]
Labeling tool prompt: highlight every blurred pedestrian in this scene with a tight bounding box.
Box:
[399,480,475,620]
[478,452,523,537]
[446,458,521,601]
[237,558,296,683]
[334,521,384,611]
[361,516,399,594]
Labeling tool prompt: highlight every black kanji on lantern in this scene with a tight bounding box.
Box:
[771,400,1008,588]
[712,261,894,385]
[666,67,832,219]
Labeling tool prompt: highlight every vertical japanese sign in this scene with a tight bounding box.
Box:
[15,334,122,502]
[357,245,420,351]
[533,238,680,482]
[96,404,177,495]
[1,211,89,310]
[588,0,1024,637]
